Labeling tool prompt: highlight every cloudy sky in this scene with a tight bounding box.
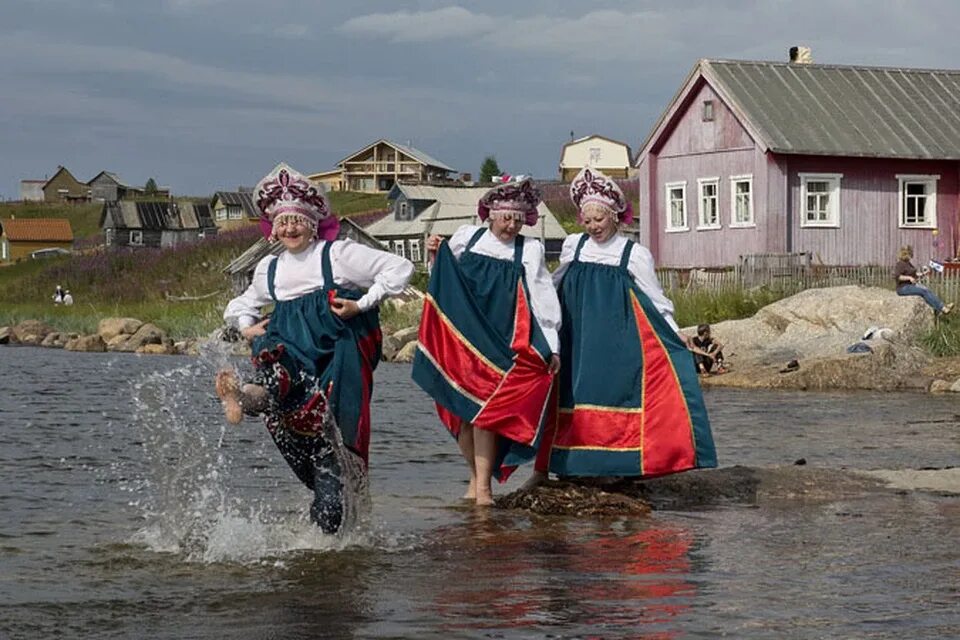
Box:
[2,0,957,198]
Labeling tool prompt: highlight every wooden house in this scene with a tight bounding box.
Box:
[0,218,73,263]
[308,169,346,192]
[322,139,457,193]
[42,166,90,203]
[635,56,960,268]
[559,135,633,182]
[19,180,46,202]
[366,183,568,266]
[100,200,217,249]
[88,171,149,202]
[211,191,259,232]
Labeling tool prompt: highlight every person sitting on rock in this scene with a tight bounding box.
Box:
[895,245,953,315]
[215,162,414,534]
[689,323,726,374]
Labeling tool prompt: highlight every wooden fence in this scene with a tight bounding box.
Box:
[657,252,960,302]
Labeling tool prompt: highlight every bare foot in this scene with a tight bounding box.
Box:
[520,471,547,491]
[215,369,243,424]
[475,488,494,507]
[462,477,477,500]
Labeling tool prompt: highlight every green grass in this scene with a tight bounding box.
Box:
[328,192,389,216]
[670,286,788,329]
[918,316,960,357]
[0,202,103,239]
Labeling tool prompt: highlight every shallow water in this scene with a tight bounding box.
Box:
[1,346,958,639]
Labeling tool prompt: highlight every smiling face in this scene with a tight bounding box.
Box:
[580,202,619,243]
[273,215,315,253]
[489,211,524,242]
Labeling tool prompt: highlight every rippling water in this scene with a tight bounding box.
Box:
[1,346,958,639]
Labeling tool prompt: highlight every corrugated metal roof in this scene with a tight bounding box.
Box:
[2,217,74,242]
[104,201,213,231]
[704,59,960,159]
[365,184,567,240]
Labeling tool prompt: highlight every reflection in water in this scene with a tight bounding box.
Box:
[430,511,695,636]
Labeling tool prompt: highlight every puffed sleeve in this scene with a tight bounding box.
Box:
[524,240,562,354]
[446,225,479,260]
[628,244,679,333]
[223,256,273,329]
[551,234,580,288]
[332,239,415,312]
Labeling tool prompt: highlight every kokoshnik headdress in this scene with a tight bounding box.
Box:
[477,177,542,226]
[254,162,340,241]
[569,167,633,225]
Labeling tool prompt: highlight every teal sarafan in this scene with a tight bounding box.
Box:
[412,229,556,481]
[548,235,716,477]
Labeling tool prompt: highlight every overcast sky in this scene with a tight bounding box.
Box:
[2,0,958,198]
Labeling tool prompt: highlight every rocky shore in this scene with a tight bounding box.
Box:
[6,286,960,392]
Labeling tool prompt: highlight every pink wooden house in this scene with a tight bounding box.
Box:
[635,57,960,268]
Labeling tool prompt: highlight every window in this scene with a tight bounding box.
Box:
[697,178,720,229]
[702,100,714,122]
[392,239,405,258]
[800,173,842,227]
[410,238,422,263]
[215,207,227,221]
[730,175,754,227]
[664,181,688,231]
[399,201,408,220]
[897,174,939,228]
[129,230,143,245]
[105,228,115,246]
[227,205,242,220]
[589,147,602,164]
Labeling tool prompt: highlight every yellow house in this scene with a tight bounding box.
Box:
[559,135,633,182]
[0,218,74,263]
[211,191,259,232]
[308,168,345,192]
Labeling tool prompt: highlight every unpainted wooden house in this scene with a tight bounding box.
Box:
[317,139,457,193]
[0,218,73,263]
[559,135,633,182]
[19,180,46,202]
[100,200,217,249]
[635,54,960,268]
[211,191,259,232]
[368,183,568,266]
[88,171,149,201]
[42,166,90,203]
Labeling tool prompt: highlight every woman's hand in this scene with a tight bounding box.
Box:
[547,354,561,375]
[240,318,270,341]
[426,235,444,252]
[330,297,361,320]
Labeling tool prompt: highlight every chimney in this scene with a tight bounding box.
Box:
[789,46,813,64]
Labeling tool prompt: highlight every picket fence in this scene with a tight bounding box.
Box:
[657,253,960,301]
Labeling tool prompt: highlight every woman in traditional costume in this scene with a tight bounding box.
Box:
[539,167,716,479]
[412,178,561,506]
[216,163,414,533]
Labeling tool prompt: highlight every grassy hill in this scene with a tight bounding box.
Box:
[0,192,391,338]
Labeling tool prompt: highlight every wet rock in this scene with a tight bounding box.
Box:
[40,332,69,348]
[13,319,54,344]
[497,480,652,516]
[0,326,15,344]
[930,379,954,393]
[98,317,144,342]
[111,323,166,352]
[64,334,107,352]
[137,343,174,355]
[500,466,890,516]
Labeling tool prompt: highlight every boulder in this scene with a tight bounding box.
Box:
[693,286,936,391]
[0,326,16,344]
[137,343,174,355]
[930,379,954,393]
[392,326,419,348]
[111,323,166,352]
[65,334,107,352]
[381,334,401,361]
[97,317,144,341]
[13,319,54,344]
[40,332,68,348]
[393,340,419,363]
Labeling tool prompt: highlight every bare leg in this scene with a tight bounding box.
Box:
[473,427,497,506]
[215,369,267,424]
[457,424,477,500]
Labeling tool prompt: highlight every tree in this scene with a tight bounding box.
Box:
[144,178,158,194]
[479,156,501,184]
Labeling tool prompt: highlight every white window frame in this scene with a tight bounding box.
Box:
[730,175,755,228]
[410,238,422,263]
[129,230,143,246]
[697,177,721,230]
[799,173,842,228]
[897,174,939,229]
[1,238,8,260]
[664,181,688,232]
[392,239,405,258]
[589,147,602,164]
[227,205,242,220]
[215,207,227,221]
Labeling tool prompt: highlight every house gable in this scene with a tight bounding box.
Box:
[655,81,756,157]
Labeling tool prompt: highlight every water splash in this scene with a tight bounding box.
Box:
[126,336,382,564]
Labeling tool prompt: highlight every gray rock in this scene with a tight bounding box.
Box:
[0,326,15,344]
[393,340,419,363]
[381,334,401,361]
